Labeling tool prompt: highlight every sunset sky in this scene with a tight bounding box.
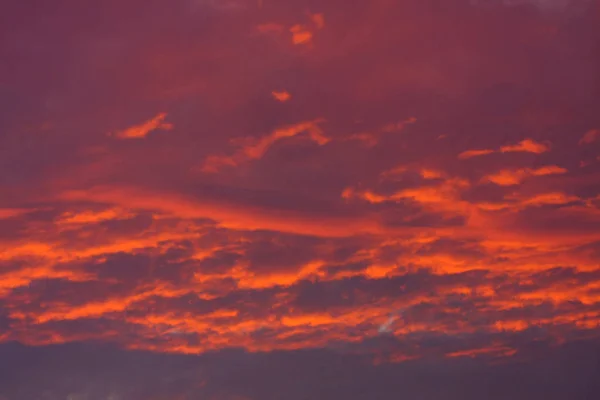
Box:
[1,0,600,399]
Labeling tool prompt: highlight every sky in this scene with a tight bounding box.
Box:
[1,0,600,399]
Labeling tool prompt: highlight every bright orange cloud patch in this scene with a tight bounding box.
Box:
[500,139,549,154]
[290,25,313,45]
[271,90,291,102]
[112,113,173,139]
[290,12,325,45]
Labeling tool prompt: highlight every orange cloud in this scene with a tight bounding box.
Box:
[290,25,313,45]
[420,169,444,179]
[200,119,328,172]
[34,284,187,323]
[483,165,567,186]
[57,185,390,238]
[344,173,475,231]
[112,112,173,139]
[484,170,528,186]
[516,192,580,207]
[4,194,600,357]
[500,139,549,154]
[459,139,549,160]
[458,149,495,159]
[271,90,291,102]
[291,13,325,45]
[258,12,325,47]
[530,165,567,176]
[479,191,582,214]
[56,208,135,225]
[240,119,329,157]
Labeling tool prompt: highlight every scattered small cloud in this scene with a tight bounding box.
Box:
[271,90,291,102]
[483,165,567,186]
[290,25,313,45]
[420,169,445,180]
[511,192,580,207]
[459,139,550,159]
[257,12,325,46]
[111,113,173,139]
[500,139,550,154]
[458,149,495,159]
[200,119,328,172]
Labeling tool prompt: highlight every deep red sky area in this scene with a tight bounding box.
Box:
[1,0,600,399]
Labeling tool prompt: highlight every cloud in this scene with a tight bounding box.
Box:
[200,119,329,172]
[579,129,599,145]
[482,165,567,186]
[256,11,325,47]
[111,113,173,139]
[56,185,390,238]
[290,13,325,46]
[500,139,550,154]
[508,192,580,207]
[290,25,313,45]
[458,149,495,160]
[271,90,291,102]
[459,139,549,159]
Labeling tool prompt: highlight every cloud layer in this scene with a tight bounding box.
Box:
[1,0,599,398]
